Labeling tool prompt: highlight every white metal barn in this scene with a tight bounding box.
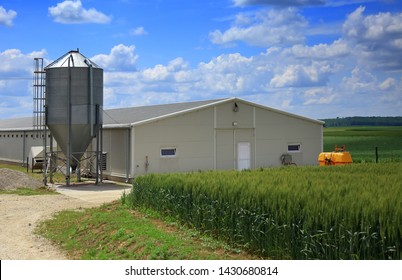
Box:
[0,98,323,181]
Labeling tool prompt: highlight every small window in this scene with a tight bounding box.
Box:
[161,147,177,157]
[288,144,301,152]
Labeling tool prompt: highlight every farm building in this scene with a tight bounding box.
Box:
[0,98,323,181]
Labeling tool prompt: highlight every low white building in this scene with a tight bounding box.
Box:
[0,98,323,181]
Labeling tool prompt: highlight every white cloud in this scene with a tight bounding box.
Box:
[210,8,307,47]
[270,62,334,87]
[341,67,377,93]
[91,44,138,71]
[0,6,17,26]
[285,39,349,59]
[194,53,258,94]
[130,26,148,36]
[96,40,400,118]
[0,49,48,118]
[48,0,111,24]
[167,57,188,72]
[198,53,253,72]
[0,49,47,75]
[343,6,402,70]
[232,0,326,7]
[142,65,170,82]
[379,77,396,91]
[302,87,336,105]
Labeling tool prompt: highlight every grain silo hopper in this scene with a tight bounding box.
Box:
[45,49,103,186]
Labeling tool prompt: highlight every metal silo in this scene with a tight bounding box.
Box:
[45,49,103,185]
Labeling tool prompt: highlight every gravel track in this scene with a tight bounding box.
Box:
[0,194,96,260]
[0,168,128,260]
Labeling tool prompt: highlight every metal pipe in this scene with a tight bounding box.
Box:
[95,104,100,185]
[66,55,72,187]
[50,135,53,183]
[126,128,131,183]
[90,64,94,137]
[22,130,26,167]
[43,120,47,186]
[100,122,103,183]
[84,59,95,137]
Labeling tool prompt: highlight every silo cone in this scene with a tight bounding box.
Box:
[45,50,103,178]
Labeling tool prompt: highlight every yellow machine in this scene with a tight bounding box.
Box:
[318,145,353,166]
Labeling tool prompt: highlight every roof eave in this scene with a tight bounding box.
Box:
[102,124,132,129]
[231,97,325,125]
[0,127,35,132]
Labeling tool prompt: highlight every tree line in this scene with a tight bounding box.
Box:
[320,116,402,127]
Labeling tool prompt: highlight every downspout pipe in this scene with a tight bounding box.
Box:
[84,59,95,137]
[126,128,131,183]
[66,55,72,187]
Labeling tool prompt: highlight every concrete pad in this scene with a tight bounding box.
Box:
[53,181,132,205]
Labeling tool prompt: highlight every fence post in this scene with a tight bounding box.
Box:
[375,147,379,163]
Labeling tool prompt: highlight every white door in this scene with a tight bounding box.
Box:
[237,142,251,170]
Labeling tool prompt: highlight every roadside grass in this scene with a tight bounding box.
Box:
[36,201,256,260]
[0,187,58,196]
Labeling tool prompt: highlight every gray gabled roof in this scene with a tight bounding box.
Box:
[0,116,34,131]
[0,97,323,131]
[103,98,227,128]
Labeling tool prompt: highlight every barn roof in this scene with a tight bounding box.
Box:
[0,97,323,131]
[103,98,227,128]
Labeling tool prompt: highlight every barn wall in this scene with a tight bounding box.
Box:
[255,107,323,166]
[1,100,323,180]
[133,107,215,175]
[101,128,130,178]
[214,101,255,170]
[0,130,48,165]
[129,100,322,177]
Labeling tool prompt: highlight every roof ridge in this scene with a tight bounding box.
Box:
[104,98,228,112]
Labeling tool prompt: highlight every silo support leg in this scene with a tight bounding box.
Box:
[77,161,81,182]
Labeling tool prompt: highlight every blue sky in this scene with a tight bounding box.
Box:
[0,0,401,120]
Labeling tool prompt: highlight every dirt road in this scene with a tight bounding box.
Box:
[0,183,130,260]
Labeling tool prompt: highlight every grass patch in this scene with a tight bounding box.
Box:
[0,187,58,196]
[323,126,402,162]
[36,201,255,260]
